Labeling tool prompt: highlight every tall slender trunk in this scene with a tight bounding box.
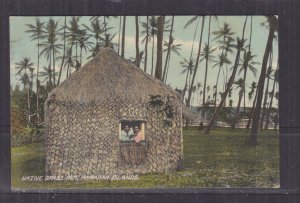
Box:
[135,16,140,67]
[213,65,222,111]
[232,51,251,129]
[36,37,40,123]
[265,75,276,129]
[185,17,200,106]
[246,88,258,130]
[164,52,172,83]
[49,55,52,86]
[155,16,164,81]
[66,63,70,78]
[213,35,227,112]
[57,16,67,86]
[151,35,155,76]
[144,16,149,72]
[232,88,243,129]
[244,16,253,111]
[206,16,248,134]
[121,16,126,58]
[162,16,174,82]
[104,16,107,35]
[182,71,190,103]
[80,47,83,67]
[249,16,276,145]
[260,49,273,129]
[118,16,122,54]
[52,47,56,85]
[202,16,212,107]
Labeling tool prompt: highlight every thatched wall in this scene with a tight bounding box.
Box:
[45,95,183,176]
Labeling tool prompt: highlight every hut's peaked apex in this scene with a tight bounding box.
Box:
[48,48,180,103]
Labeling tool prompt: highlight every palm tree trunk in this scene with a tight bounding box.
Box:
[249,16,276,145]
[144,16,149,72]
[246,88,258,130]
[260,50,273,129]
[155,16,165,81]
[52,47,56,85]
[57,16,67,86]
[182,71,190,103]
[213,65,222,111]
[232,89,243,129]
[80,47,83,67]
[265,76,276,129]
[187,17,205,107]
[135,16,140,67]
[36,37,40,123]
[151,35,155,76]
[162,16,174,82]
[233,52,250,129]
[164,52,172,83]
[244,16,253,112]
[121,16,126,58]
[49,55,52,86]
[118,16,122,54]
[206,16,248,134]
[202,16,212,106]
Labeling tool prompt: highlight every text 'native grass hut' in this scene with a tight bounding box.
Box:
[45,48,183,176]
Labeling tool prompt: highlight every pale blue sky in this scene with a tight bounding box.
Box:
[10,16,278,107]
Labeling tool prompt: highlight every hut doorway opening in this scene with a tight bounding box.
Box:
[119,120,147,165]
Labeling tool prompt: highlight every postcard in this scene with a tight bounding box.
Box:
[10,15,279,189]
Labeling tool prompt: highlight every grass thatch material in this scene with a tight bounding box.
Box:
[48,48,180,104]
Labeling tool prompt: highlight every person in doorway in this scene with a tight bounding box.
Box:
[120,125,134,141]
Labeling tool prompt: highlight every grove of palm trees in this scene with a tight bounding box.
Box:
[10,15,279,188]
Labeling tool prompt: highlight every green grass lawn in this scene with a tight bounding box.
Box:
[11,127,279,189]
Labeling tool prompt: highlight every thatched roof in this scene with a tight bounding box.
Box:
[47,48,181,104]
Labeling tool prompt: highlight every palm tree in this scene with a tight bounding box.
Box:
[180,57,195,103]
[212,53,231,111]
[186,16,206,108]
[163,38,182,83]
[231,78,244,129]
[141,16,149,72]
[260,48,273,129]
[149,16,158,76]
[211,22,235,111]
[40,18,63,86]
[162,16,175,82]
[100,33,116,49]
[66,17,81,69]
[202,16,212,106]
[15,57,34,124]
[77,29,93,67]
[25,17,45,121]
[232,52,259,129]
[155,16,165,81]
[121,16,126,58]
[200,43,217,106]
[206,16,248,134]
[39,65,58,85]
[246,82,258,130]
[135,16,141,67]
[265,65,278,129]
[57,16,67,86]
[82,17,105,57]
[249,16,278,145]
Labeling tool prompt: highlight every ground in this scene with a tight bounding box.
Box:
[11,127,279,189]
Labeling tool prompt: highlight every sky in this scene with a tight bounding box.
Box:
[9,16,278,107]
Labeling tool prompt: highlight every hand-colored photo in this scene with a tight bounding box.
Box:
[10,15,279,189]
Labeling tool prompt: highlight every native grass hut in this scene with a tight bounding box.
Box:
[45,48,183,176]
